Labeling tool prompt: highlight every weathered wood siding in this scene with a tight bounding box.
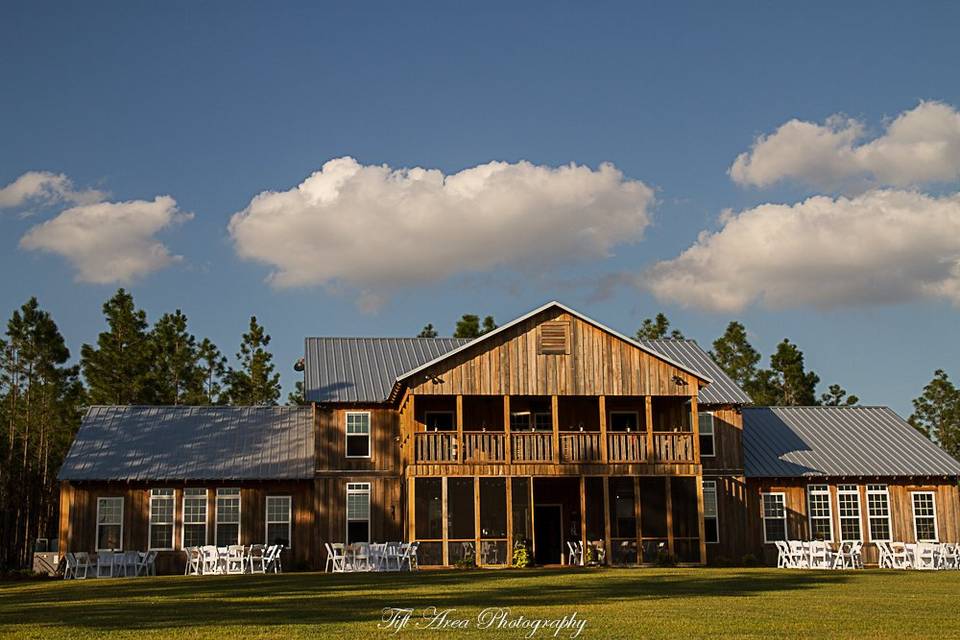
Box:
[58,480,316,573]
[704,474,750,563]
[314,476,403,545]
[407,308,702,397]
[316,405,400,472]
[701,406,743,474]
[745,478,960,565]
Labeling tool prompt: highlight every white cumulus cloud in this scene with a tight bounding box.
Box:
[646,190,960,312]
[20,196,193,283]
[730,101,960,190]
[0,171,106,209]
[228,157,655,300]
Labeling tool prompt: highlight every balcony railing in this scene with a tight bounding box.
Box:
[607,432,646,463]
[511,432,554,463]
[412,429,696,464]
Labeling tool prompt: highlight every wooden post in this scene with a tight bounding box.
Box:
[441,477,448,566]
[407,478,416,543]
[696,476,707,565]
[551,395,560,463]
[599,395,608,464]
[602,477,611,565]
[474,477,481,566]
[645,396,654,463]
[633,476,642,564]
[503,396,512,465]
[456,395,464,463]
[529,477,537,561]
[665,476,674,557]
[579,475,587,566]
[690,392,700,461]
[506,476,513,566]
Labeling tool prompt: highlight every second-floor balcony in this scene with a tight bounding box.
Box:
[412,429,695,465]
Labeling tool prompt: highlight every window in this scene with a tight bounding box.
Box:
[610,411,640,432]
[837,485,862,542]
[423,411,454,432]
[762,493,786,543]
[698,412,715,457]
[215,488,241,546]
[266,496,291,547]
[866,484,891,542]
[807,484,833,541]
[182,488,207,547]
[703,480,719,543]
[96,497,123,550]
[148,489,175,550]
[510,412,552,431]
[346,412,371,457]
[346,482,370,544]
[912,492,938,542]
[534,413,552,431]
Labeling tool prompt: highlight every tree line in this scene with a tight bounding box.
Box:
[0,289,285,570]
[421,311,958,461]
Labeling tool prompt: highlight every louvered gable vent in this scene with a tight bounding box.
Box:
[538,320,570,355]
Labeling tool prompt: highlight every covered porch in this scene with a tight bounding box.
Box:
[408,475,705,567]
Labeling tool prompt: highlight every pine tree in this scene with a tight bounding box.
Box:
[710,321,761,390]
[453,314,497,338]
[224,316,281,405]
[909,370,960,460]
[480,315,497,335]
[636,313,684,340]
[417,324,438,338]
[820,384,859,406]
[287,380,306,405]
[80,289,154,404]
[150,310,203,405]
[0,298,83,569]
[195,338,226,404]
[753,339,820,406]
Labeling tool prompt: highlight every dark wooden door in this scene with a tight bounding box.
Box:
[534,505,562,565]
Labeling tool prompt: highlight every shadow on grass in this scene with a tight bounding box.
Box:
[0,568,850,632]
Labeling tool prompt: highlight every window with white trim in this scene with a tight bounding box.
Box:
[762,493,786,542]
[912,492,938,542]
[346,412,371,457]
[346,482,370,544]
[182,488,207,547]
[866,484,891,542]
[698,412,715,457]
[807,484,833,541]
[837,485,862,542]
[215,488,241,546]
[149,489,175,550]
[702,480,719,543]
[97,497,123,550]
[266,496,292,547]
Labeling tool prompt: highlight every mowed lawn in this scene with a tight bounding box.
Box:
[1,568,959,640]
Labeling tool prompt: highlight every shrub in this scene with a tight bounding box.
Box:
[512,539,531,568]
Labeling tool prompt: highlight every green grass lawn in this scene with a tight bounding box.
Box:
[1,568,958,639]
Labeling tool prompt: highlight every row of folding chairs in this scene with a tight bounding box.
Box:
[184,544,283,575]
[775,540,864,569]
[877,541,960,570]
[63,550,158,579]
[324,542,418,572]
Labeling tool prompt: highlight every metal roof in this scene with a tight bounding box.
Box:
[637,338,753,405]
[392,301,713,389]
[743,406,960,478]
[58,405,315,481]
[304,337,470,403]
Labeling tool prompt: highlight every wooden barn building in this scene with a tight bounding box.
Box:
[57,301,960,571]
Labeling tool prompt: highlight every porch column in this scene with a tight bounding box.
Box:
[633,476,642,564]
[503,396,512,465]
[551,395,560,463]
[456,395,464,463]
[441,478,448,566]
[696,476,707,565]
[474,477,481,566]
[602,478,611,565]
[506,476,514,565]
[529,478,537,560]
[599,395,608,463]
[665,476,675,557]
[579,475,587,565]
[690,393,700,460]
[644,396,654,462]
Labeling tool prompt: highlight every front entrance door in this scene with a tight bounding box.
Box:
[534,505,563,565]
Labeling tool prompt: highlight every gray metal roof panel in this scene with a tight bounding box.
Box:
[636,338,753,406]
[304,337,470,403]
[743,406,960,478]
[58,405,314,481]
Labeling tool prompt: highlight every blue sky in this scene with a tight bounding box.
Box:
[3,1,960,414]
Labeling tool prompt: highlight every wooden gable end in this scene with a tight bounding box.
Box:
[407,307,701,397]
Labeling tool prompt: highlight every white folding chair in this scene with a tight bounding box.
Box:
[248,544,266,573]
[915,542,937,570]
[789,541,809,568]
[72,552,92,579]
[774,541,792,568]
[225,545,245,574]
[566,541,582,566]
[325,543,345,573]
[201,546,220,575]
[95,552,115,578]
[183,547,201,575]
[400,541,419,571]
[137,550,158,576]
[63,553,77,579]
[263,544,283,573]
[939,543,959,570]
